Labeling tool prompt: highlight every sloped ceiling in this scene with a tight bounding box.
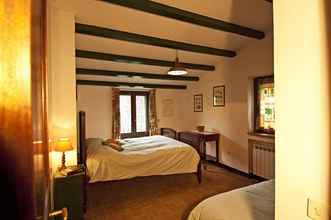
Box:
[53,0,273,87]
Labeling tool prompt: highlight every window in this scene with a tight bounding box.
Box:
[254,76,275,134]
[120,95,132,134]
[119,91,149,138]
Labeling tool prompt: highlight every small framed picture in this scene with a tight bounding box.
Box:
[213,85,225,107]
[194,94,203,112]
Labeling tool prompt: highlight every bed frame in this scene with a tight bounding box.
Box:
[160,127,202,183]
[78,111,87,212]
[160,127,177,139]
[77,112,202,191]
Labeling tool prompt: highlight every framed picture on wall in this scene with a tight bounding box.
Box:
[194,94,203,112]
[162,99,174,117]
[213,85,225,107]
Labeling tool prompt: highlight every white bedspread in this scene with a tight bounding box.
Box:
[87,135,200,183]
[188,180,275,220]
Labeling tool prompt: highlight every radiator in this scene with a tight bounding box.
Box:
[252,143,275,179]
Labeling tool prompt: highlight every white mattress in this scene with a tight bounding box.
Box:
[87,135,200,183]
[188,180,275,220]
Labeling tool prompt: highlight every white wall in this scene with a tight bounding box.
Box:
[274,0,331,219]
[48,3,77,168]
[182,33,274,172]
[77,85,112,139]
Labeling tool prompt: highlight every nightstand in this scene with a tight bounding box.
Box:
[54,171,85,220]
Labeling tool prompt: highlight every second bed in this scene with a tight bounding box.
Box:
[188,180,275,220]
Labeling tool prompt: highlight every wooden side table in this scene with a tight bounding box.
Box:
[54,171,85,220]
[193,131,220,163]
[178,131,220,163]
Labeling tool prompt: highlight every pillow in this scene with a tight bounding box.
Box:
[107,143,124,152]
[85,138,103,155]
[117,139,127,145]
[102,138,116,145]
[103,138,127,146]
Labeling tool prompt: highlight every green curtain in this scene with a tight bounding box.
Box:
[149,89,158,135]
[112,88,121,139]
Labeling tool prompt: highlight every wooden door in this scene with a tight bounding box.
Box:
[0,0,50,219]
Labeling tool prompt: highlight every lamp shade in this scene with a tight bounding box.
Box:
[167,51,188,75]
[54,138,73,152]
[167,57,187,75]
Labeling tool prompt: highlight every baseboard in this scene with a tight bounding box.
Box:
[248,173,267,181]
[204,155,265,180]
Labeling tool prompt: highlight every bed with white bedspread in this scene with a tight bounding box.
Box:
[188,180,275,220]
[86,135,200,183]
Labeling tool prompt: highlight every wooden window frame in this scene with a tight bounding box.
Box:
[120,91,150,138]
[253,75,275,135]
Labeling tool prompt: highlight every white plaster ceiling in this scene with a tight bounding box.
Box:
[53,0,273,84]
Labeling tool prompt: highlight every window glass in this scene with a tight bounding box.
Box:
[136,95,147,132]
[120,95,132,134]
[255,77,275,134]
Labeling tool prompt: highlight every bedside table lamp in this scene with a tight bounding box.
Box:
[55,138,73,171]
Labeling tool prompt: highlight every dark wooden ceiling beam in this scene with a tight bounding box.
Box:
[77,80,187,90]
[75,23,236,57]
[101,0,265,39]
[76,68,199,81]
[76,50,215,71]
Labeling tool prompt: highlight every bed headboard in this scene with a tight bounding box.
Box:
[160,128,177,139]
[78,111,86,167]
[77,111,88,211]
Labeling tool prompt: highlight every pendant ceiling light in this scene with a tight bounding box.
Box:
[167,50,187,75]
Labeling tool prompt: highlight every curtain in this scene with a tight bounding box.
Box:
[112,88,121,139]
[149,89,158,135]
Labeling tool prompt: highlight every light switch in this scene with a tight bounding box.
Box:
[307,199,329,220]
